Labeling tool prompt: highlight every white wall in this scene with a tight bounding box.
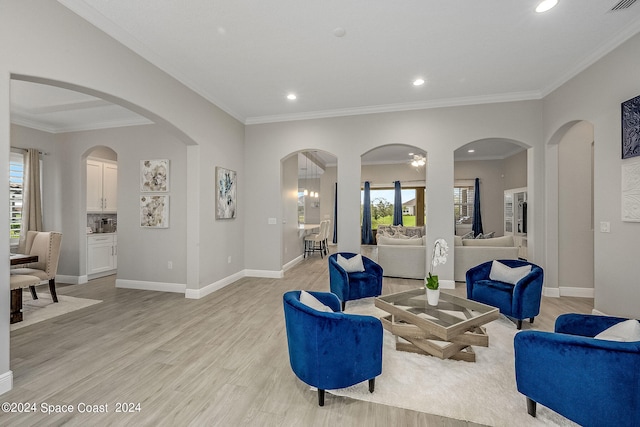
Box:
[544,32,640,317]
[503,150,528,190]
[245,101,544,280]
[0,0,244,392]
[281,154,301,266]
[558,121,594,292]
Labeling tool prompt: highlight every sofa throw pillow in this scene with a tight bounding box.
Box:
[337,254,365,272]
[299,290,334,313]
[595,319,640,342]
[489,260,532,285]
[461,231,474,239]
[483,231,495,239]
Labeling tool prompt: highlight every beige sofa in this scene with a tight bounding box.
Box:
[454,235,519,281]
[376,235,426,279]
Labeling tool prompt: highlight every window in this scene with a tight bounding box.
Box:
[10,151,24,245]
[454,181,475,223]
[361,187,418,228]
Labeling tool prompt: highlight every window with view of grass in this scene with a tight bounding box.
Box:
[360,187,425,229]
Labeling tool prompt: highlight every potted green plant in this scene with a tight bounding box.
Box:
[425,238,449,306]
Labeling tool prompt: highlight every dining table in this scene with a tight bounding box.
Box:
[9,254,39,324]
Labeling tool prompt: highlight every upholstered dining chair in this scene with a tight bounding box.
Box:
[304,220,329,258]
[11,231,63,303]
[466,259,543,329]
[283,290,383,406]
[514,314,640,426]
[328,252,383,311]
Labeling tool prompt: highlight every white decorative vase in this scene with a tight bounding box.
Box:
[426,288,440,306]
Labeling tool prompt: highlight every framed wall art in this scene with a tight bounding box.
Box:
[622,156,640,222]
[622,95,640,159]
[216,166,237,219]
[140,195,169,228]
[141,159,169,192]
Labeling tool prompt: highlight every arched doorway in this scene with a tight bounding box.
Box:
[280,149,337,270]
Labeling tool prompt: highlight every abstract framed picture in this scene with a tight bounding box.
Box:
[622,95,640,159]
[140,195,169,228]
[216,166,237,219]
[141,159,169,192]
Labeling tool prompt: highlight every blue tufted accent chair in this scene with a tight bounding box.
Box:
[514,313,640,426]
[282,291,383,406]
[466,259,543,329]
[328,252,383,311]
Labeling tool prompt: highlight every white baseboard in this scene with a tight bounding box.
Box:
[283,255,304,272]
[244,269,284,279]
[543,286,594,298]
[439,279,455,290]
[185,271,245,299]
[559,286,594,298]
[116,279,186,294]
[0,370,13,396]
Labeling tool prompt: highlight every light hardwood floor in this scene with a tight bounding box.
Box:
[3,248,593,426]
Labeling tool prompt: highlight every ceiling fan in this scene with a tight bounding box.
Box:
[409,153,426,168]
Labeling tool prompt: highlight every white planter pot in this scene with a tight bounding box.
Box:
[426,288,440,306]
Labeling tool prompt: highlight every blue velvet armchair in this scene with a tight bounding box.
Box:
[514,314,640,426]
[466,259,543,329]
[328,252,383,311]
[282,291,383,406]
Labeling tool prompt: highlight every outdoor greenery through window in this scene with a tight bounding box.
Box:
[361,187,421,229]
[10,151,24,245]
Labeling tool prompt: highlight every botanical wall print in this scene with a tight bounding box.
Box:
[622,157,640,222]
[216,166,237,219]
[622,95,640,159]
[141,159,169,192]
[140,195,169,228]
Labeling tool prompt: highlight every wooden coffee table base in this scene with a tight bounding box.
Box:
[381,315,490,362]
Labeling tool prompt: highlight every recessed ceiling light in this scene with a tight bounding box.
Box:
[413,78,425,86]
[287,93,297,100]
[333,27,346,38]
[536,0,558,13]
[468,149,475,153]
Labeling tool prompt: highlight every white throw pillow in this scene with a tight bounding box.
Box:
[299,290,333,313]
[489,260,532,285]
[336,254,366,272]
[595,319,640,342]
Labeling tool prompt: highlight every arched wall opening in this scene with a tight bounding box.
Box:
[280,149,337,269]
[546,120,595,297]
[453,138,529,239]
[360,144,428,280]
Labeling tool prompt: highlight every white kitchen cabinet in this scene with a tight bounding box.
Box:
[87,159,117,213]
[87,233,117,276]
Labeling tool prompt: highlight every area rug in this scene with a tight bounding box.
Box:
[334,298,578,427]
[11,292,102,331]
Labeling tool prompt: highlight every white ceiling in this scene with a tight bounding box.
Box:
[10,1,640,160]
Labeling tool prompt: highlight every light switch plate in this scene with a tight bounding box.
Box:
[268,217,277,225]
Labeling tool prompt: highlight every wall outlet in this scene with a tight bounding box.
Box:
[227,256,232,264]
[600,221,610,233]
[168,261,173,269]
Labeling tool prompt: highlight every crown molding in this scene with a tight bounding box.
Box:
[11,113,153,134]
[244,90,542,125]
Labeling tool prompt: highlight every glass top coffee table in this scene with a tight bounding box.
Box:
[374,288,499,362]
